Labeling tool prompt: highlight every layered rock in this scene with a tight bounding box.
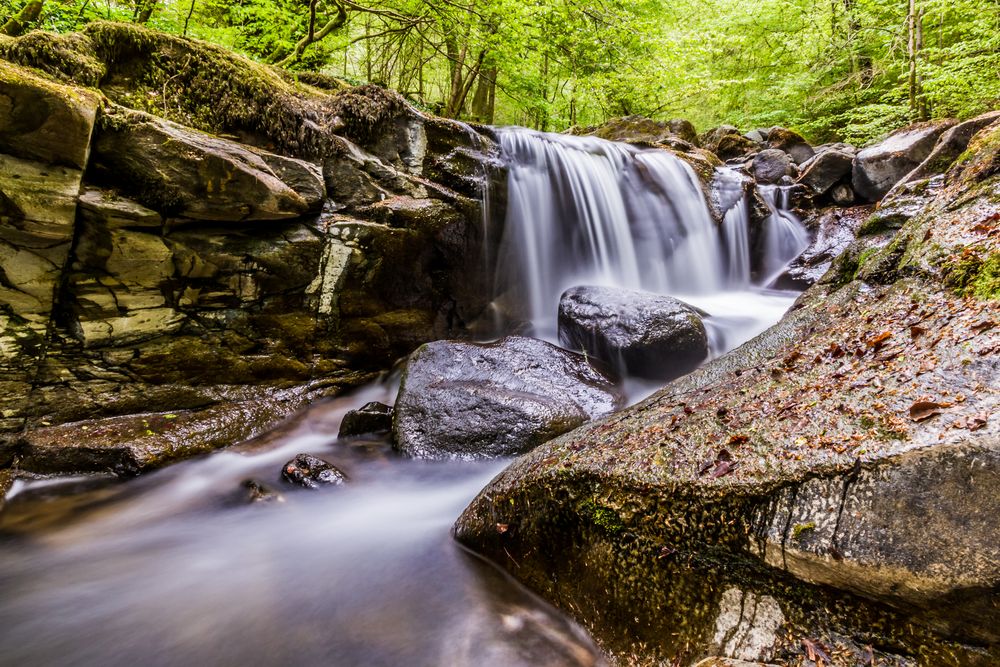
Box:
[393,337,623,460]
[457,123,1000,664]
[0,25,505,475]
[557,286,708,381]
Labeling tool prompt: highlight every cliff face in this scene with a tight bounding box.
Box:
[0,23,505,475]
[456,122,1000,665]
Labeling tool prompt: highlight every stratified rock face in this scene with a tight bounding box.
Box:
[393,337,623,460]
[557,286,708,381]
[852,121,955,202]
[0,61,100,439]
[457,123,1000,664]
[0,26,505,475]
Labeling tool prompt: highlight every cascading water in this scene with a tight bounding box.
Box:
[495,128,802,358]
[757,184,810,286]
[0,127,814,667]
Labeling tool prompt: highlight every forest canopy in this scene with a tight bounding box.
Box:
[2,0,998,144]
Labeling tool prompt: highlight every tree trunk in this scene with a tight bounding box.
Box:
[1,0,44,37]
[134,0,158,24]
[471,64,496,124]
[907,0,917,117]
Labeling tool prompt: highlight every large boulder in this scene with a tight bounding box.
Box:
[796,148,854,196]
[91,106,325,222]
[852,121,956,202]
[557,286,709,381]
[393,337,623,460]
[588,115,698,146]
[456,123,1000,664]
[888,110,1000,196]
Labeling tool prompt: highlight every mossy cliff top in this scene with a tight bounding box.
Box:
[0,21,410,158]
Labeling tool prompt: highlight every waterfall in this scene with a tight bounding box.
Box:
[715,168,752,287]
[757,185,810,286]
[495,128,732,336]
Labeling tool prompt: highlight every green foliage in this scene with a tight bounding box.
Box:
[1,0,996,141]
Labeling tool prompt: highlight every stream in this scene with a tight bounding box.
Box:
[0,129,808,666]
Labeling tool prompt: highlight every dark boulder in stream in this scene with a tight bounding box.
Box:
[393,336,624,460]
[558,286,709,381]
[457,122,1000,664]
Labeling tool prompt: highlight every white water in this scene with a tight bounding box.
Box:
[758,184,810,286]
[495,128,803,360]
[0,381,605,667]
[0,129,815,667]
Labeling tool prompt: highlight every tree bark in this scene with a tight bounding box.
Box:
[1,0,44,37]
[471,64,496,123]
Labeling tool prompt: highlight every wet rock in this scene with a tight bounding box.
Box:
[852,121,956,202]
[0,468,13,512]
[751,149,793,185]
[796,149,854,196]
[773,206,871,290]
[456,123,1000,663]
[393,337,623,460]
[557,286,708,381]
[339,402,393,438]
[18,387,314,475]
[281,453,348,489]
[91,106,325,222]
[859,175,944,236]
[241,478,284,504]
[766,127,814,164]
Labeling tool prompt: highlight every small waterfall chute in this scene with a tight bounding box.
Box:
[757,184,810,286]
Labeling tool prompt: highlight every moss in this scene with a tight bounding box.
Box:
[791,521,816,540]
[947,252,1000,299]
[329,84,406,144]
[579,498,625,536]
[0,30,105,85]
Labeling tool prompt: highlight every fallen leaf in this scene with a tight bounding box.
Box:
[709,459,735,479]
[867,331,893,352]
[910,325,927,339]
[971,319,995,335]
[909,400,951,422]
[726,434,750,447]
[496,523,509,534]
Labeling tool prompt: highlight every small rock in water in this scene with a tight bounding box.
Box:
[281,454,348,489]
[339,402,394,438]
[241,478,284,504]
